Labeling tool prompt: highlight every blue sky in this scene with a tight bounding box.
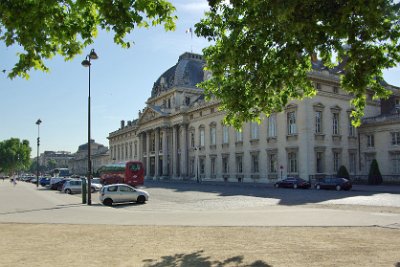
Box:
[0,0,210,158]
[1,0,400,158]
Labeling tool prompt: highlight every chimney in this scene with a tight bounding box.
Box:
[120,120,125,129]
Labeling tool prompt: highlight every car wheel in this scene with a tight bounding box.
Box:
[293,184,298,189]
[103,198,113,206]
[65,189,72,194]
[137,195,146,204]
[316,184,321,190]
[336,185,341,191]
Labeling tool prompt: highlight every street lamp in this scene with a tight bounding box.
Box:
[36,119,42,188]
[82,48,98,205]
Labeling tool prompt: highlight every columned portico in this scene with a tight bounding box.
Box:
[162,127,168,177]
[172,125,178,178]
[145,131,150,178]
[155,128,160,178]
[180,124,188,178]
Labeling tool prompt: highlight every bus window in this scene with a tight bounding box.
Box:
[130,163,141,171]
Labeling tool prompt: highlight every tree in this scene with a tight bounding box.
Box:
[0,138,32,175]
[47,159,57,171]
[368,159,383,185]
[195,0,400,128]
[0,0,177,79]
[337,165,350,179]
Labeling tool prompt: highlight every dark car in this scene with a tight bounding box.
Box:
[50,178,70,190]
[39,177,51,187]
[274,177,311,189]
[314,177,352,191]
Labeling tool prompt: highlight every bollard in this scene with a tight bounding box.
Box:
[81,178,87,204]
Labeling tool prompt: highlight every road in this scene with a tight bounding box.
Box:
[1,179,400,227]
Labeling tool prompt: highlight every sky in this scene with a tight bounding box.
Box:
[0,0,211,158]
[1,0,400,159]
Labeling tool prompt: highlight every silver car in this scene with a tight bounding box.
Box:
[62,179,102,194]
[99,184,149,206]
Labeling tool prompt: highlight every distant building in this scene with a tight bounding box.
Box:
[68,140,109,175]
[108,52,400,183]
[40,151,73,169]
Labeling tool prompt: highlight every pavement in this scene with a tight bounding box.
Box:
[1,180,400,228]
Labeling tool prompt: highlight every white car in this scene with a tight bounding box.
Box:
[99,184,149,206]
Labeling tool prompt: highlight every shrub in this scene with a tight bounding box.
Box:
[368,159,383,185]
[337,165,350,179]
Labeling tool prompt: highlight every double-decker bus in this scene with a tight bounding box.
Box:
[98,161,144,187]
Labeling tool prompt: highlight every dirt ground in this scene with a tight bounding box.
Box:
[0,224,399,267]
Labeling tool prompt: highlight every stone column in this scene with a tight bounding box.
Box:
[146,131,150,178]
[172,125,178,178]
[155,128,160,178]
[162,127,168,177]
[180,124,188,177]
[138,133,143,162]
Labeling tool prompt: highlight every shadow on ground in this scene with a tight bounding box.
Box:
[142,250,271,267]
[144,180,397,206]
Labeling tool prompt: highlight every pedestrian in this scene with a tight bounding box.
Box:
[13,177,17,186]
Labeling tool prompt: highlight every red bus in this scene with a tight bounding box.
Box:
[99,161,144,187]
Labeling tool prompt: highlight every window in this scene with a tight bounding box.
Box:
[236,155,243,173]
[159,132,163,151]
[348,115,356,137]
[199,127,205,147]
[315,111,322,134]
[185,97,190,105]
[268,115,277,137]
[151,133,156,152]
[332,113,339,135]
[222,126,229,144]
[288,152,297,173]
[316,152,324,173]
[333,86,339,94]
[199,157,205,174]
[391,132,400,145]
[251,154,259,173]
[236,129,243,142]
[287,112,297,135]
[190,130,195,148]
[349,152,356,174]
[210,125,216,145]
[392,153,400,174]
[211,157,216,176]
[251,122,259,139]
[269,154,277,173]
[367,134,375,147]
[333,152,340,172]
[316,83,321,89]
[222,155,229,173]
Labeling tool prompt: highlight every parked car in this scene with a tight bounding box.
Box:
[39,177,51,187]
[314,177,352,191]
[274,177,311,189]
[62,179,102,194]
[99,184,149,206]
[50,178,70,190]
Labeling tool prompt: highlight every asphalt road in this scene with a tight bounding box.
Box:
[1,179,400,227]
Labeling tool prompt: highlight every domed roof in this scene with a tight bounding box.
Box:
[151,52,205,98]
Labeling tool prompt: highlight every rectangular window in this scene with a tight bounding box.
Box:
[333,86,339,94]
[287,112,297,135]
[236,129,243,142]
[236,155,243,173]
[190,132,195,148]
[200,128,205,147]
[332,113,339,135]
[252,154,259,173]
[315,111,322,134]
[269,154,277,173]
[333,152,340,172]
[211,157,216,176]
[316,152,323,173]
[367,135,375,147]
[199,157,205,174]
[159,132,163,151]
[288,152,297,173]
[222,156,229,173]
[210,127,216,145]
[392,153,400,174]
[349,116,356,137]
[349,152,356,174]
[222,126,229,144]
[268,115,277,137]
[190,158,195,176]
[391,132,400,145]
[251,122,259,139]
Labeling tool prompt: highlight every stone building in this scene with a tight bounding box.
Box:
[68,140,109,175]
[108,52,400,183]
[39,151,73,169]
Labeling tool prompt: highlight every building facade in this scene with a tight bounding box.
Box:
[68,140,109,175]
[108,52,400,183]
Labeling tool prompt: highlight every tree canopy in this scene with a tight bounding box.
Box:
[195,0,400,128]
[0,0,177,79]
[0,138,32,175]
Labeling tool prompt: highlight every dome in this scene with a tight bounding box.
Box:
[151,52,205,98]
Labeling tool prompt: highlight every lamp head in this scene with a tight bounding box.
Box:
[81,57,91,67]
[89,49,98,60]
[36,119,42,125]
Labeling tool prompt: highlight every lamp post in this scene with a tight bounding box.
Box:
[36,119,42,188]
[81,48,98,205]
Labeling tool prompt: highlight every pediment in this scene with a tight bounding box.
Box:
[138,106,165,124]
